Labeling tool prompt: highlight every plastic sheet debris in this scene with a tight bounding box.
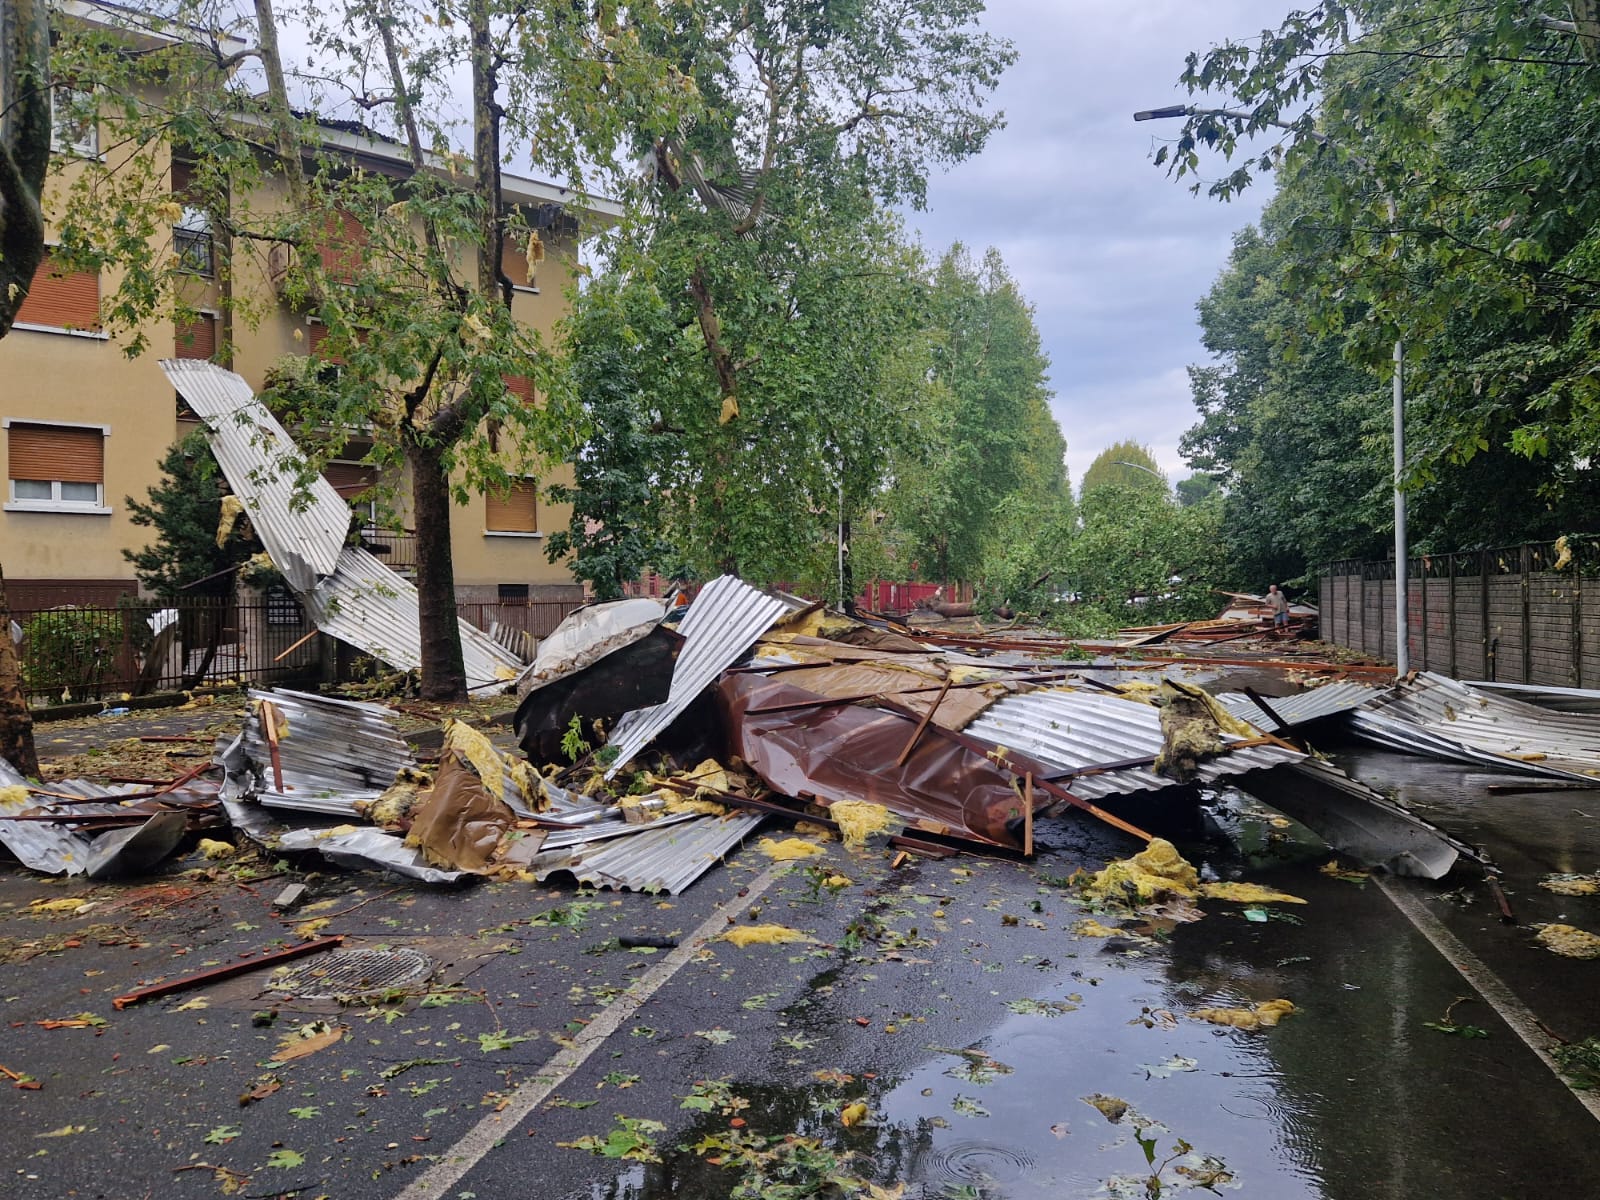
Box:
[514,600,682,761]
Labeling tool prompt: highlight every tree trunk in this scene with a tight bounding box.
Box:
[0,568,40,777]
[0,0,52,340]
[405,437,467,700]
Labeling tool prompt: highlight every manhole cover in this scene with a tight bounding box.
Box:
[267,947,433,999]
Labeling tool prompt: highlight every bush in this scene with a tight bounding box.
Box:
[21,607,126,703]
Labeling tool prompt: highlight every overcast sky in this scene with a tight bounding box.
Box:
[904,1,1292,488]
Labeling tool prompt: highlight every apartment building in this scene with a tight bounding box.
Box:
[2,13,607,615]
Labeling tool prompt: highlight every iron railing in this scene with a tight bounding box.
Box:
[12,594,584,708]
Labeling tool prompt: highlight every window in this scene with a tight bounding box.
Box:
[174,206,214,276]
[502,239,539,293]
[504,375,535,404]
[174,313,216,361]
[50,87,98,158]
[324,460,377,527]
[5,421,108,513]
[14,248,100,333]
[498,583,530,603]
[486,479,538,534]
[264,585,304,628]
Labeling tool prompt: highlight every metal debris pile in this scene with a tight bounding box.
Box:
[12,576,1600,896]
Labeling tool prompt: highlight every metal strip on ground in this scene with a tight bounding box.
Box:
[1375,876,1600,1125]
[389,859,790,1200]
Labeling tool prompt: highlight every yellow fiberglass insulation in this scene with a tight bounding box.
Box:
[1072,918,1126,938]
[1536,923,1600,958]
[830,800,895,849]
[0,784,33,811]
[1197,882,1307,905]
[1540,874,1600,896]
[1081,838,1199,905]
[443,720,544,811]
[758,837,826,861]
[721,924,814,947]
[1191,999,1296,1030]
[197,838,237,860]
[661,794,727,817]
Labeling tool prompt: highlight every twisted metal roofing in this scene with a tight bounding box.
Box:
[527,811,764,893]
[1362,671,1600,777]
[604,576,800,778]
[162,360,524,689]
[964,688,1302,801]
[1215,681,1384,729]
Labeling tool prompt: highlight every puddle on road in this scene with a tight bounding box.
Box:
[564,763,1600,1200]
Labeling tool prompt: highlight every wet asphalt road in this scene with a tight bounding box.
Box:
[3,714,1600,1200]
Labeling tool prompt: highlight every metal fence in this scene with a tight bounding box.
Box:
[1320,537,1600,685]
[11,593,583,708]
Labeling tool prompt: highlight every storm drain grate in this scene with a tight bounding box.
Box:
[267,947,433,999]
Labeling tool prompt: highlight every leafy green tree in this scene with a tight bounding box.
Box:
[891,245,1055,583]
[124,433,261,599]
[1081,442,1168,501]
[1067,482,1223,626]
[1152,0,1600,518]
[49,1,577,698]
[543,282,673,600]
[524,1,1014,581]
[1175,473,1219,507]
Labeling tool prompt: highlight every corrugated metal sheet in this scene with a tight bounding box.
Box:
[274,825,469,884]
[304,546,524,691]
[0,756,93,874]
[1216,681,1383,729]
[232,688,415,814]
[515,598,665,697]
[527,811,764,893]
[1364,672,1600,776]
[163,360,524,690]
[1235,759,1468,879]
[163,359,350,593]
[604,576,797,778]
[964,689,1302,801]
[0,756,219,876]
[1461,679,1600,714]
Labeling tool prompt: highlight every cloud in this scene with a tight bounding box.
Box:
[907,0,1290,479]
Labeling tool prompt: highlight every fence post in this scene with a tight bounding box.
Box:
[1481,552,1491,679]
[1521,544,1532,684]
[1572,547,1583,689]
[1420,557,1429,671]
[1447,553,1457,679]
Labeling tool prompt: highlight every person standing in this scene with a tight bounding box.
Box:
[1267,584,1290,632]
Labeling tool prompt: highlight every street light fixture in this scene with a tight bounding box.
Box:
[1134,103,1409,676]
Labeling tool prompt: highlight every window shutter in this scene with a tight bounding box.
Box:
[171,158,195,195]
[8,423,105,484]
[318,210,368,282]
[502,242,530,287]
[174,314,215,360]
[504,375,535,403]
[486,479,537,533]
[15,250,99,330]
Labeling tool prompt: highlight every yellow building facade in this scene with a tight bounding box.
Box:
[2,60,603,613]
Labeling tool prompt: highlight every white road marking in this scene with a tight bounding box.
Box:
[1377,875,1600,1124]
[391,861,789,1200]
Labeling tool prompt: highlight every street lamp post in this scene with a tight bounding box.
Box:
[1134,104,1409,675]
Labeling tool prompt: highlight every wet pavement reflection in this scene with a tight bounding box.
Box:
[560,747,1600,1200]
